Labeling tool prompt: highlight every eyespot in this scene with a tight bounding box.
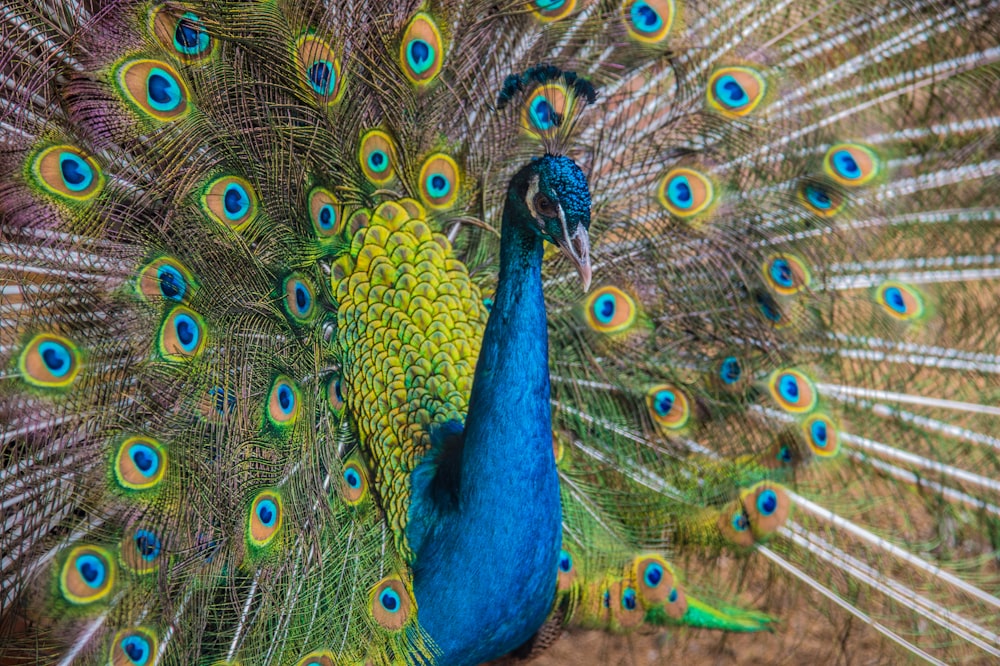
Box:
[282,274,316,322]
[767,369,817,413]
[521,84,568,136]
[202,176,256,230]
[763,254,810,295]
[18,333,81,388]
[248,491,282,548]
[798,181,844,217]
[622,0,675,43]
[531,0,577,21]
[583,286,637,334]
[29,145,104,201]
[717,355,742,386]
[613,583,643,627]
[803,414,840,457]
[341,459,368,504]
[633,555,674,605]
[647,384,691,430]
[117,59,190,121]
[267,377,300,426]
[60,545,115,605]
[658,168,715,219]
[556,548,577,591]
[418,153,461,210]
[295,650,335,666]
[114,436,167,491]
[359,130,396,185]
[718,503,755,547]
[121,527,163,574]
[823,143,880,186]
[707,66,767,117]
[326,376,345,416]
[151,6,213,62]
[755,291,784,325]
[308,187,343,239]
[137,256,194,302]
[159,306,206,360]
[371,577,413,630]
[400,13,444,84]
[296,35,344,104]
[110,627,157,666]
[875,281,924,321]
[663,584,687,618]
[741,482,791,538]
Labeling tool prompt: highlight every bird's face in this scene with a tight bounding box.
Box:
[520,154,592,291]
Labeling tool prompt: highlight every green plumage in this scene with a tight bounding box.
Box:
[1,0,999,664]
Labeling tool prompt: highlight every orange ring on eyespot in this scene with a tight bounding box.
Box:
[202,175,257,230]
[296,35,345,105]
[400,13,444,85]
[707,66,767,117]
[622,0,675,44]
[114,436,167,491]
[110,627,157,666]
[359,130,396,185]
[803,414,840,457]
[632,554,675,606]
[371,576,413,630]
[798,180,845,217]
[60,545,115,605]
[159,306,206,360]
[116,59,190,122]
[137,256,195,303]
[283,274,316,322]
[295,650,335,666]
[248,491,283,548]
[30,145,105,201]
[647,384,691,430]
[418,153,461,210]
[658,167,715,218]
[521,84,569,137]
[267,376,301,426]
[875,281,925,321]
[341,459,368,505]
[583,286,637,334]
[740,482,790,539]
[763,254,811,295]
[767,369,817,414]
[309,187,343,239]
[150,5,215,63]
[823,143,880,186]
[18,333,81,388]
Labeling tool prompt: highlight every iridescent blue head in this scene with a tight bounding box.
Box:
[510,154,592,290]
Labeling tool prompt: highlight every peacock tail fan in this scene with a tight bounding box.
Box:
[0,0,998,664]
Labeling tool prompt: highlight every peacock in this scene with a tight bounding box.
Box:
[1,0,999,664]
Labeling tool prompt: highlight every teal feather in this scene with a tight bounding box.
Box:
[1,0,999,664]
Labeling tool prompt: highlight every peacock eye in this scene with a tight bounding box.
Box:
[533,192,557,217]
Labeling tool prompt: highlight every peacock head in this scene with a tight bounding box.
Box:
[510,153,592,290]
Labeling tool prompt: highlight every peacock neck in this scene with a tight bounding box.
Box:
[409,189,562,666]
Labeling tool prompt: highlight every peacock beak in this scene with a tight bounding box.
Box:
[557,222,592,292]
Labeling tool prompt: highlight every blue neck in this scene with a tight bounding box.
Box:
[408,193,562,665]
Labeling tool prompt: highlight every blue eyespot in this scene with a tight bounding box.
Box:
[883,286,906,313]
[257,499,277,527]
[668,587,678,603]
[667,174,693,208]
[173,313,200,352]
[173,12,210,56]
[209,386,237,414]
[344,467,362,490]
[426,173,451,198]
[602,589,610,608]
[719,356,741,384]
[379,587,401,613]
[756,489,778,516]
[714,75,749,108]
[277,384,295,415]
[406,39,435,75]
[121,634,152,665]
[770,258,793,288]
[146,68,184,112]
[630,2,662,32]
[157,264,186,301]
[482,297,493,312]
[558,549,573,573]
[756,292,782,322]
[731,511,749,532]
[593,293,617,324]
[58,153,95,192]
[223,183,251,221]
[37,340,72,377]
[134,530,162,561]
[804,184,832,209]
[622,587,637,611]
[367,150,389,173]
[778,375,799,401]
[308,60,337,96]
[529,96,556,131]
[831,149,861,180]
[643,562,663,587]
[76,554,107,588]
[536,0,566,9]
[317,204,336,230]
[129,443,160,478]
[777,445,793,464]
[653,389,675,417]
